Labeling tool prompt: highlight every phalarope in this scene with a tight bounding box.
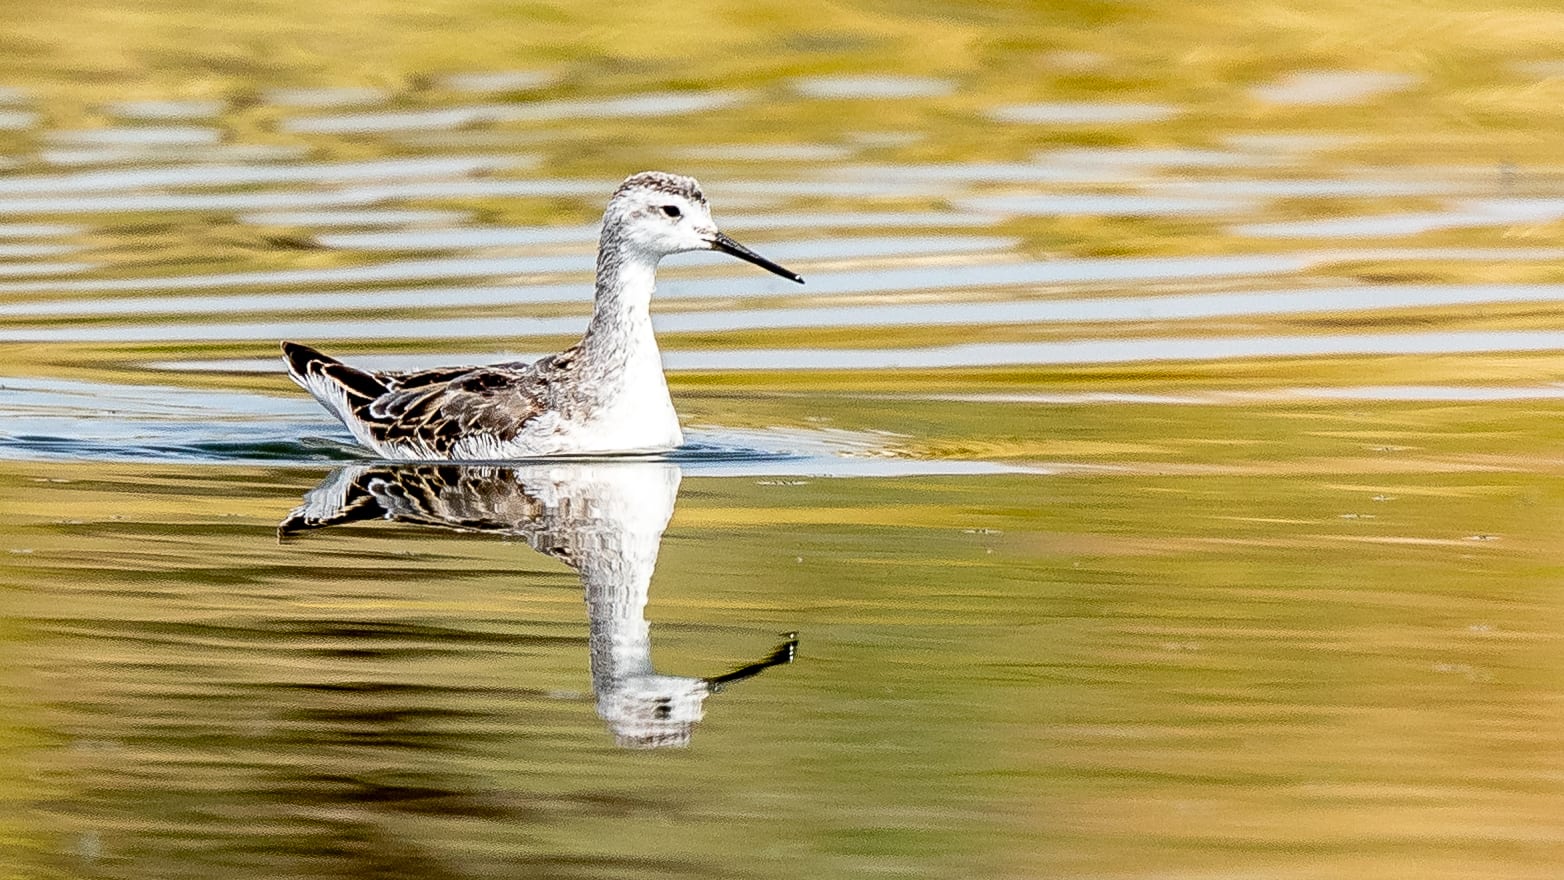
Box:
[282,171,803,460]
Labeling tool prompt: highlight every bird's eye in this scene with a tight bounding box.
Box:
[659,205,681,218]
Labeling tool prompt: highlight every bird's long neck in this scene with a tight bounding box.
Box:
[581,228,660,367]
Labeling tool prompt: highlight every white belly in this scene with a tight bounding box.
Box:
[557,391,685,454]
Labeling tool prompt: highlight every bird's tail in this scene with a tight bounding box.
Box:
[280,340,390,428]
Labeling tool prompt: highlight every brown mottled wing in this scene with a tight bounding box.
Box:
[282,340,577,457]
[353,368,544,455]
[353,349,578,456]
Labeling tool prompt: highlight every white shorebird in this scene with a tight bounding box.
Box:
[282,171,803,460]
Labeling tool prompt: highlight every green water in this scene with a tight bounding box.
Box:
[1,461,1559,878]
[1,1,1563,877]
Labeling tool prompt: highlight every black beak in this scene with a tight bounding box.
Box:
[709,232,804,284]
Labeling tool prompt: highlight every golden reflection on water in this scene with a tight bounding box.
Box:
[0,1,1562,877]
[0,462,1560,878]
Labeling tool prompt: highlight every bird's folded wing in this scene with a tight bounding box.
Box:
[358,367,551,455]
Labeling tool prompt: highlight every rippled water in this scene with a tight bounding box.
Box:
[1,3,1563,878]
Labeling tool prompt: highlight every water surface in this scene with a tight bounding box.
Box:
[1,3,1563,878]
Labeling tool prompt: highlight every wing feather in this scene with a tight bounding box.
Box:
[357,356,573,456]
[283,341,579,458]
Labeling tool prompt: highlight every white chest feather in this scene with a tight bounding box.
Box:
[559,363,683,454]
[554,296,683,454]
[443,329,680,460]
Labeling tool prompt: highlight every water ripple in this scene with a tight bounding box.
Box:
[283,90,750,134]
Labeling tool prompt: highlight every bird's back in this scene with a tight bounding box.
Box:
[281,341,571,459]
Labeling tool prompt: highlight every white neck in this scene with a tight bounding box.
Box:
[561,230,682,451]
[582,238,660,361]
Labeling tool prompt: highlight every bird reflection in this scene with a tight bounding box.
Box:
[279,462,796,749]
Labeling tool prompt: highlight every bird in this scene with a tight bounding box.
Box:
[281,171,804,460]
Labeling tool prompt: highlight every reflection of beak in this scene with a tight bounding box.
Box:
[705,632,799,693]
[708,231,805,284]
